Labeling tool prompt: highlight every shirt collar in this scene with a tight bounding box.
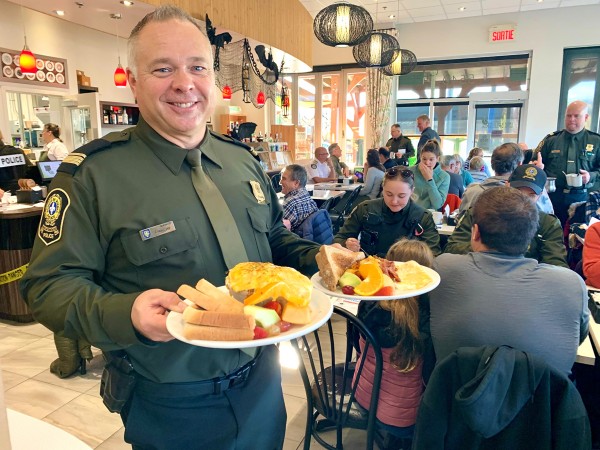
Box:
[133,116,221,175]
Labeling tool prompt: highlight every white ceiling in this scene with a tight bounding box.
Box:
[6,0,600,39]
[300,0,600,24]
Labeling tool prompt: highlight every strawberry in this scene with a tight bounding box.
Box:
[253,326,269,340]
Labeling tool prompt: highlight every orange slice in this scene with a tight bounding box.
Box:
[243,281,311,307]
[354,261,384,296]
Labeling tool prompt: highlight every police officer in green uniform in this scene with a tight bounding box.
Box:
[386,123,415,167]
[536,100,600,225]
[20,7,319,450]
[334,167,441,257]
[445,164,568,268]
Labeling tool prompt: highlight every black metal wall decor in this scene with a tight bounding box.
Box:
[381,48,418,76]
[352,31,400,68]
[313,2,373,48]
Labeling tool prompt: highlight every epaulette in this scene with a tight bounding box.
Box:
[587,129,600,137]
[209,130,260,161]
[535,130,561,152]
[58,130,131,176]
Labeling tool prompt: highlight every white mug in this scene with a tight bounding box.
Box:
[431,211,443,225]
[565,173,583,188]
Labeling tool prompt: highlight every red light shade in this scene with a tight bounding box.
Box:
[256,91,265,105]
[114,63,127,87]
[19,47,37,74]
[222,85,232,100]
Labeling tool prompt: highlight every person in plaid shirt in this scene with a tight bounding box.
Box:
[281,164,318,231]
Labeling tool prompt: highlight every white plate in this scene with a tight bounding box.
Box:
[14,67,24,79]
[2,66,13,77]
[46,72,55,83]
[167,287,333,349]
[54,62,64,73]
[13,55,20,66]
[45,60,54,71]
[36,71,45,81]
[1,53,12,65]
[55,73,65,84]
[35,59,45,70]
[311,265,441,301]
[25,73,35,80]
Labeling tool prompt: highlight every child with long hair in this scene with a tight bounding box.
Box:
[353,238,434,435]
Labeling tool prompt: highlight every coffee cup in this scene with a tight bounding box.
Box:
[431,210,443,225]
[565,173,583,188]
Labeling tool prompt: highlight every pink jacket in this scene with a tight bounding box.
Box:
[353,337,424,428]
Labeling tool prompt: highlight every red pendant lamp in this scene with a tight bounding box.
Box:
[256,91,265,105]
[19,7,36,74]
[112,13,127,88]
[222,85,232,100]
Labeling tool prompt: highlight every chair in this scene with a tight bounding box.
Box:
[291,306,383,450]
[270,171,282,194]
[329,185,363,234]
[319,195,341,212]
[294,209,334,244]
[441,193,461,214]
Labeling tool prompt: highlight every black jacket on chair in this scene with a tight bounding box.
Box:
[412,345,591,450]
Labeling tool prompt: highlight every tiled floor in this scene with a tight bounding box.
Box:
[0,316,366,449]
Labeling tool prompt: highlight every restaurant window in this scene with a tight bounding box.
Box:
[558,47,600,132]
[345,71,367,166]
[321,74,340,148]
[297,75,316,157]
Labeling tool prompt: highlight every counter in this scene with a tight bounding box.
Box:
[0,205,42,322]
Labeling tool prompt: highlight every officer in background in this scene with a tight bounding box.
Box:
[0,130,38,192]
[328,142,349,177]
[386,123,415,166]
[306,146,336,183]
[21,6,319,450]
[536,100,600,225]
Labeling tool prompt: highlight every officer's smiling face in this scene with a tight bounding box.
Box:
[128,19,215,148]
[382,179,413,212]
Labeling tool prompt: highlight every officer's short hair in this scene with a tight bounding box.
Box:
[286,164,308,188]
[391,124,401,131]
[472,186,538,256]
[328,143,339,154]
[491,143,523,176]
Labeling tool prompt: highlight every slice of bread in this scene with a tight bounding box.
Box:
[316,246,365,291]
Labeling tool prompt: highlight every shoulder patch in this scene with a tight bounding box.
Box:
[38,188,70,246]
[58,132,130,176]
[209,131,258,160]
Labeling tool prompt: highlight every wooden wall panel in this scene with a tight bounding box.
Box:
[142,0,313,69]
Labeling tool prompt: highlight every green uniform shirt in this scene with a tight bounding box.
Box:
[20,117,319,383]
[330,155,348,178]
[333,197,441,257]
[444,208,568,268]
[386,135,415,163]
[536,128,600,191]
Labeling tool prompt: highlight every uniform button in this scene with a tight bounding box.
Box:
[159,246,168,254]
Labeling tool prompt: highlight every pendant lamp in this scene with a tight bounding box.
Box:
[280,84,290,118]
[313,2,373,47]
[19,7,36,74]
[111,13,127,88]
[381,49,418,76]
[222,85,232,100]
[352,31,400,68]
[256,91,265,105]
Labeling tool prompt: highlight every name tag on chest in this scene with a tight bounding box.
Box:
[139,221,176,241]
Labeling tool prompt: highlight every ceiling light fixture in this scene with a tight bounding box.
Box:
[313,2,373,48]
[459,6,466,11]
[352,1,400,68]
[54,10,65,16]
[19,6,36,74]
[120,1,134,5]
[111,13,127,88]
[389,14,395,18]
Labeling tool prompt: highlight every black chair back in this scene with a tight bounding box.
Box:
[319,195,341,212]
[330,185,363,234]
[270,172,282,193]
[292,306,383,450]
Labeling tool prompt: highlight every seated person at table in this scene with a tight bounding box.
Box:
[306,146,337,183]
[440,155,464,198]
[328,143,350,178]
[334,166,440,257]
[445,164,567,268]
[354,239,434,433]
[583,221,600,288]
[467,156,489,184]
[464,147,491,177]
[409,139,449,211]
[379,147,398,171]
[0,130,38,192]
[453,153,474,188]
[353,149,385,205]
[280,164,318,232]
[431,186,589,375]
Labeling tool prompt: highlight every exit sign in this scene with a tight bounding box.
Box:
[489,24,517,43]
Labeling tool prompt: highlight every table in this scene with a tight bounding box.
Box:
[437,223,455,236]
[577,335,595,365]
[7,408,92,449]
[311,182,361,192]
[0,204,43,322]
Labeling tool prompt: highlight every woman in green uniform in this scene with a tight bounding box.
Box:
[334,167,441,257]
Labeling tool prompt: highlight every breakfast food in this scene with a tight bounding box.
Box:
[315,245,366,290]
[225,262,313,324]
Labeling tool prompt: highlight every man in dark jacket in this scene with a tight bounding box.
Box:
[416,114,440,158]
[378,147,398,171]
[385,123,414,166]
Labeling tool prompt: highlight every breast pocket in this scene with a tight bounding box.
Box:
[120,218,199,286]
[247,204,272,262]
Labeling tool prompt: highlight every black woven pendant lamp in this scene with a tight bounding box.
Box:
[381,49,418,76]
[352,31,400,68]
[313,2,373,48]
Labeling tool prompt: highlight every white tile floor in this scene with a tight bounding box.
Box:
[0,316,366,449]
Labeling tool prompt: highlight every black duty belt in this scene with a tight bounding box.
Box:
[135,353,260,397]
[562,188,588,195]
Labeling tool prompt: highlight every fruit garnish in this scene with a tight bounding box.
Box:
[374,286,394,296]
[243,281,310,307]
[279,321,292,332]
[338,271,362,288]
[263,300,282,318]
[243,305,281,328]
[254,326,268,340]
[341,285,355,295]
[354,260,384,296]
